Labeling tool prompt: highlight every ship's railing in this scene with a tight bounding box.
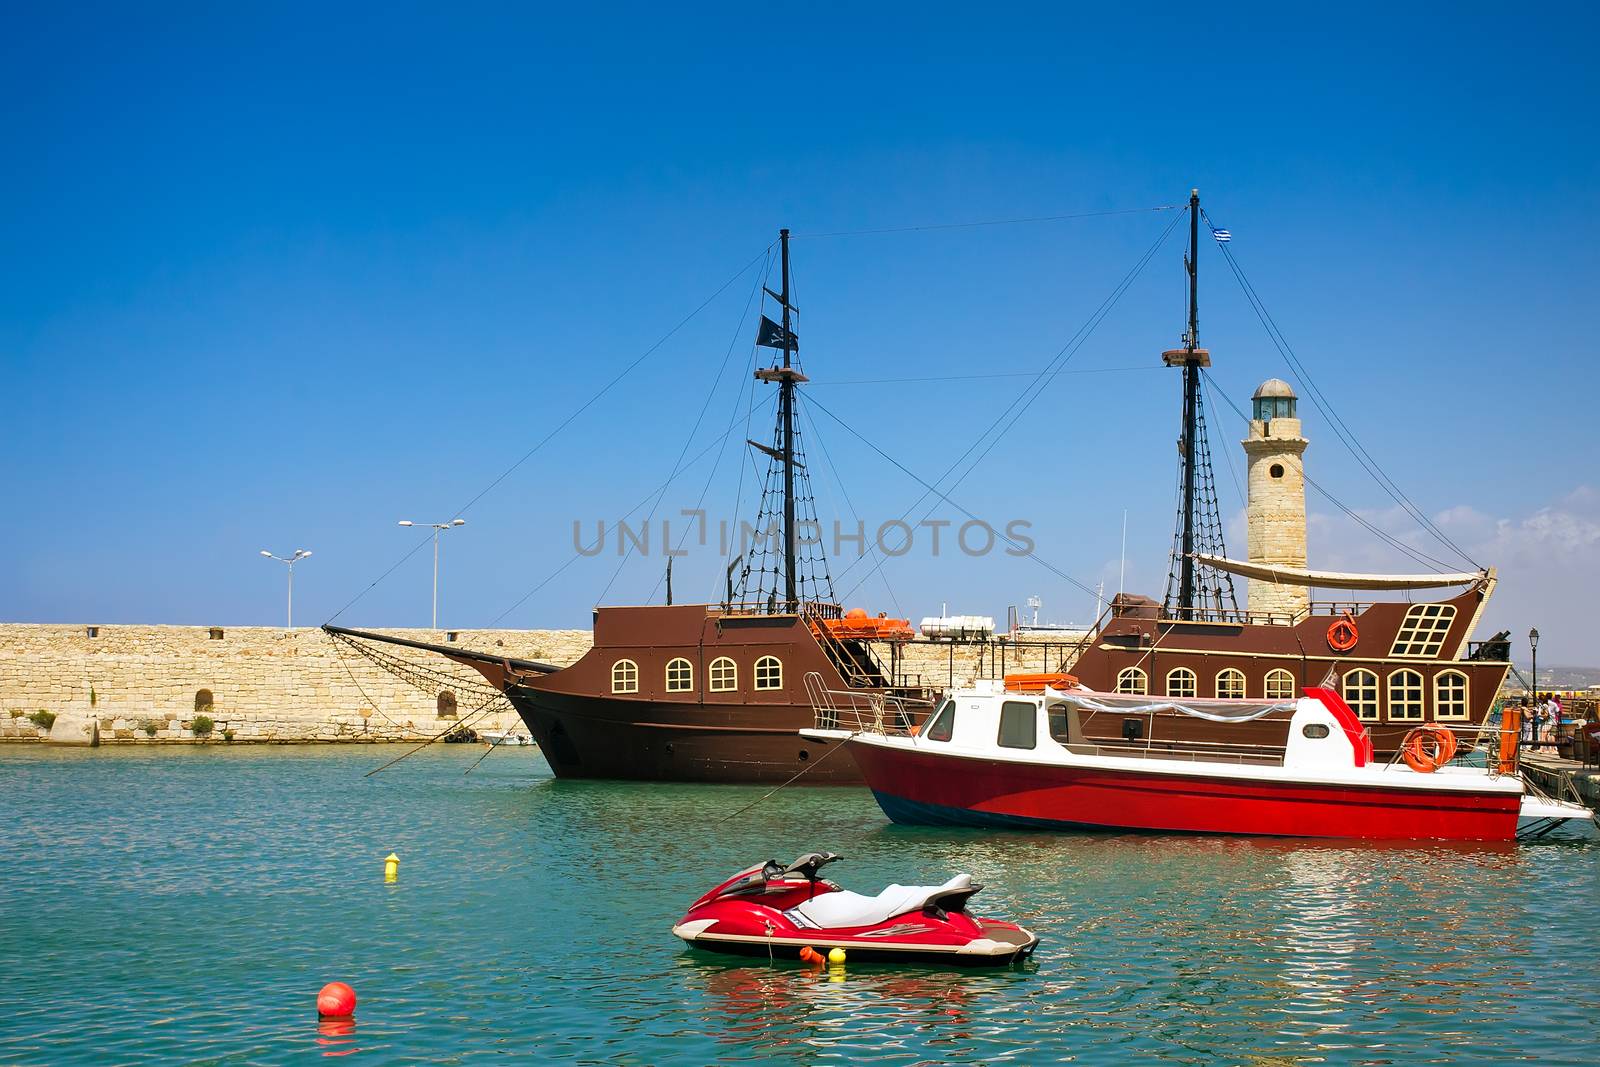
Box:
[803,672,926,735]
[718,600,844,620]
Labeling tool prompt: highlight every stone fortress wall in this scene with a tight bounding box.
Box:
[0,623,1085,744]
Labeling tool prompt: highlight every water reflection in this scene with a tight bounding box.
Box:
[314,1017,359,1058]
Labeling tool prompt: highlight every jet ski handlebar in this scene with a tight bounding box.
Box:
[762,851,843,882]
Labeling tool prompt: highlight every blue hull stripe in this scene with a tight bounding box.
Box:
[872,790,1118,832]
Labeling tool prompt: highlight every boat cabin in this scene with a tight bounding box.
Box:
[915,681,1373,774]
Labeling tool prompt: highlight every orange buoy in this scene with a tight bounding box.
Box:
[317,981,357,1018]
[1327,614,1358,653]
[799,946,824,965]
[1401,724,1458,773]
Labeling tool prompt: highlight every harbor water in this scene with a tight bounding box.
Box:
[2,744,1597,1064]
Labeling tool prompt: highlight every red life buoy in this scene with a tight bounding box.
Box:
[1327,615,1358,653]
[1401,724,1458,773]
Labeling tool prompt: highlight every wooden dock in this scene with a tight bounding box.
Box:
[1520,750,1600,812]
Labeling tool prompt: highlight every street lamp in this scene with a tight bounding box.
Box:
[1528,627,1540,749]
[260,549,312,630]
[398,518,466,629]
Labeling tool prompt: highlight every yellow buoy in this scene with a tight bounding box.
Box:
[827,947,846,964]
[384,853,399,883]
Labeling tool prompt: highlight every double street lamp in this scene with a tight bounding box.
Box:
[259,549,312,630]
[398,518,466,629]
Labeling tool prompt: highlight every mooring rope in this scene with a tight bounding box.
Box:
[715,735,857,824]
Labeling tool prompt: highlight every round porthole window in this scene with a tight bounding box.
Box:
[1302,723,1330,739]
[798,749,810,762]
[1270,463,1285,479]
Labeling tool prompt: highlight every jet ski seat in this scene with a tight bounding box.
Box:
[785,873,979,930]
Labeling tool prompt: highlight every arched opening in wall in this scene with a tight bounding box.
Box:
[437,690,458,719]
[194,689,214,713]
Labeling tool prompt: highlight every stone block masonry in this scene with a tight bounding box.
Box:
[0,623,1085,744]
[0,624,590,744]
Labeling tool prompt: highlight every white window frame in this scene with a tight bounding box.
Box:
[1216,668,1246,700]
[1434,670,1470,721]
[1388,668,1425,721]
[1389,604,1458,658]
[754,655,783,691]
[665,657,693,693]
[708,656,737,693]
[611,659,639,695]
[1115,667,1148,695]
[1264,669,1296,701]
[1165,667,1197,699]
[1343,668,1380,722]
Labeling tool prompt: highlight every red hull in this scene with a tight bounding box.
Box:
[849,742,1521,842]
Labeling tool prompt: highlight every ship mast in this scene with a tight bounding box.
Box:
[734,228,834,614]
[1180,190,1201,612]
[1162,190,1238,620]
[779,228,798,610]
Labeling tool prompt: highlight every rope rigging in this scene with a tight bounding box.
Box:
[823,207,1185,602]
[1201,207,1479,571]
[1202,368,1467,573]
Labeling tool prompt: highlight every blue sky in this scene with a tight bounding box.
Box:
[4,3,1597,662]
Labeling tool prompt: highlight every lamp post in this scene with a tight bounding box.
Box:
[398,518,466,629]
[1528,627,1540,749]
[259,549,312,630]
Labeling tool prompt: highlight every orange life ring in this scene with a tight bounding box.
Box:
[1401,724,1458,773]
[1327,615,1358,653]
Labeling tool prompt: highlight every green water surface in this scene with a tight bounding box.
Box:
[1,744,1596,1064]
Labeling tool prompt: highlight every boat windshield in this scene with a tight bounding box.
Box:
[924,698,956,742]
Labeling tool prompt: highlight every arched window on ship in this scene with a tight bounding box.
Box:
[612,659,639,695]
[709,657,737,692]
[1216,668,1246,700]
[754,656,783,691]
[665,657,694,693]
[1115,667,1147,695]
[1343,669,1380,721]
[1264,669,1296,701]
[1166,667,1197,699]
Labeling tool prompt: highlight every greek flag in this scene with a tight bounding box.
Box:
[1211,227,1232,243]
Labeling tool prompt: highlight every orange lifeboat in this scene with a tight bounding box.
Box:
[1003,671,1080,693]
[816,608,915,642]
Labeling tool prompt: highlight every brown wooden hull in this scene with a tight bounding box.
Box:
[506,688,862,783]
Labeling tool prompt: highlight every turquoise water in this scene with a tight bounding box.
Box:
[2,745,1597,1065]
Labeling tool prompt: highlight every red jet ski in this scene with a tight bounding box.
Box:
[671,851,1038,966]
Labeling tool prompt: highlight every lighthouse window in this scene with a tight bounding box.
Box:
[709,657,737,692]
[1270,463,1285,479]
[1344,669,1380,721]
[1165,668,1197,699]
[1435,671,1470,720]
[1115,667,1148,695]
[1389,604,1457,658]
[754,655,783,691]
[611,659,639,694]
[665,657,694,693]
[1216,668,1246,699]
[1388,669,1425,721]
[1264,669,1296,700]
[997,701,1038,750]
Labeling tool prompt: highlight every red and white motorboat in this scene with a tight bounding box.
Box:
[801,676,1597,843]
[671,851,1039,965]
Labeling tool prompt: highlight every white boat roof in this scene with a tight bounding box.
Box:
[1192,554,1487,590]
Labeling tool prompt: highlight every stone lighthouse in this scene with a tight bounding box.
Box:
[1242,379,1309,619]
